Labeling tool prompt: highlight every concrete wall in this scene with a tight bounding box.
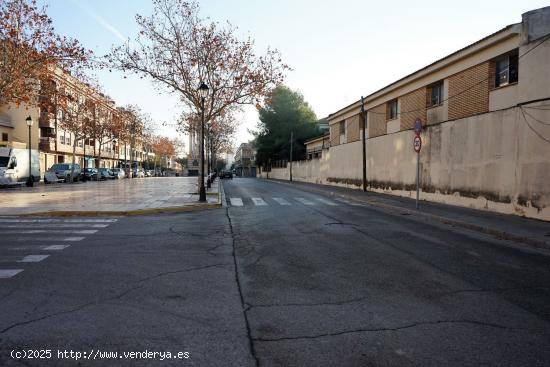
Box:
[260,104,550,221]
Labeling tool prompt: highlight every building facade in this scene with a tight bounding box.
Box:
[1,68,150,178]
[260,6,550,221]
[235,142,257,177]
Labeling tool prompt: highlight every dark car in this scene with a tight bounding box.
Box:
[98,168,115,180]
[81,168,98,180]
[220,170,232,179]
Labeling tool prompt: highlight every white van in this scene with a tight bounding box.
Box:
[0,147,41,186]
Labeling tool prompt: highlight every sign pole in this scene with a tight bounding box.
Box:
[416,149,420,209]
[413,118,423,210]
[360,96,367,192]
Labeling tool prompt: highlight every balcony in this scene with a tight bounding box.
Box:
[39,111,55,129]
[39,137,56,152]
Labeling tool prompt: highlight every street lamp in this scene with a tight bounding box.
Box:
[25,116,34,187]
[198,82,209,202]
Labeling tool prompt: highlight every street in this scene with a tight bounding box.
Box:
[1,177,550,366]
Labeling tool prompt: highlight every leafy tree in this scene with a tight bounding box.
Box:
[254,85,320,166]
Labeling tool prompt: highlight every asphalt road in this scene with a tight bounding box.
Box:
[1,177,549,366]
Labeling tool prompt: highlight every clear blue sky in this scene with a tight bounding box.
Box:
[40,0,549,151]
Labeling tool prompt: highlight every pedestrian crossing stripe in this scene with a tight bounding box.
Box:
[18,255,50,263]
[229,198,244,206]
[3,229,98,235]
[316,198,338,206]
[43,245,71,251]
[251,198,267,206]
[295,197,315,205]
[2,224,109,228]
[0,219,117,223]
[272,197,291,205]
[0,269,23,278]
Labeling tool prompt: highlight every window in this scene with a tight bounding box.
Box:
[60,134,65,145]
[387,99,398,120]
[1,133,8,141]
[429,81,443,107]
[495,53,518,87]
[66,136,71,146]
[339,121,345,135]
[78,140,83,148]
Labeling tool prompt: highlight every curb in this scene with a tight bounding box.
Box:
[18,203,222,217]
[267,179,550,251]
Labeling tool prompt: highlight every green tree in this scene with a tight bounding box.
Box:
[254,85,319,166]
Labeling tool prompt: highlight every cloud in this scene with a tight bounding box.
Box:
[69,0,126,42]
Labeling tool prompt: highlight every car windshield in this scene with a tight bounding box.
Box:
[51,164,70,170]
[0,156,9,167]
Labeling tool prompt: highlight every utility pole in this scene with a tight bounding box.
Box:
[361,96,367,192]
[289,131,293,182]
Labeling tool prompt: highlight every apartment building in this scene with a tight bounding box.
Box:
[1,68,149,177]
[262,6,550,221]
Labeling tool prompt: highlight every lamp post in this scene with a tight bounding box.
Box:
[198,82,209,202]
[25,116,34,187]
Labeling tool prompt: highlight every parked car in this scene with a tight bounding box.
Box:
[132,168,145,178]
[49,163,81,182]
[81,168,98,181]
[98,168,115,180]
[111,168,125,179]
[220,170,232,179]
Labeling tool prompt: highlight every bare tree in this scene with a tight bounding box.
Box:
[0,0,91,106]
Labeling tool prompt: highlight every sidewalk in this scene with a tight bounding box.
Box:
[0,177,220,216]
[268,179,550,250]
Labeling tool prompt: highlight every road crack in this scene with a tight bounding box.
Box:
[253,319,543,342]
[226,207,260,367]
[137,263,232,283]
[0,285,144,334]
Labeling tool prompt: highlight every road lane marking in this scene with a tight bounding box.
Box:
[0,219,117,223]
[251,198,267,206]
[9,237,86,242]
[43,245,71,251]
[230,198,244,206]
[316,198,338,206]
[295,197,315,206]
[2,230,98,235]
[3,224,109,229]
[18,255,50,263]
[272,197,291,205]
[0,269,23,278]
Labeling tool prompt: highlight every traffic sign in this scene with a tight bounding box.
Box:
[413,135,422,153]
[414,118,423,135]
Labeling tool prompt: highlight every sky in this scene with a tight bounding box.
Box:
[40,0,549,154]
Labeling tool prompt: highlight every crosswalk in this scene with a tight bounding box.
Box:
[0,217,117,279]
[227,196,339,207]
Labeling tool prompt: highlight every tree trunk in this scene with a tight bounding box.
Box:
[70,134,77,183]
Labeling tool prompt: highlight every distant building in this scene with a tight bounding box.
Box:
[234,142,256,177]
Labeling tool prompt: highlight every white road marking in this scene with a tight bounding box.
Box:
[316,198,338,206]
[18,255,50,263]
[272,197,291,206]
[295,197,315,206]
[0,269,23,278]
[3,224,109,228]
[8,237,86,242]
[230,198,244,206]
[251,198,268,206]
[0,219,117,223]
[3,230,98,235]
[43,245,71,251]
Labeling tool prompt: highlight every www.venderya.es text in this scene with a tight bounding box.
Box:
[11,349,190,361]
